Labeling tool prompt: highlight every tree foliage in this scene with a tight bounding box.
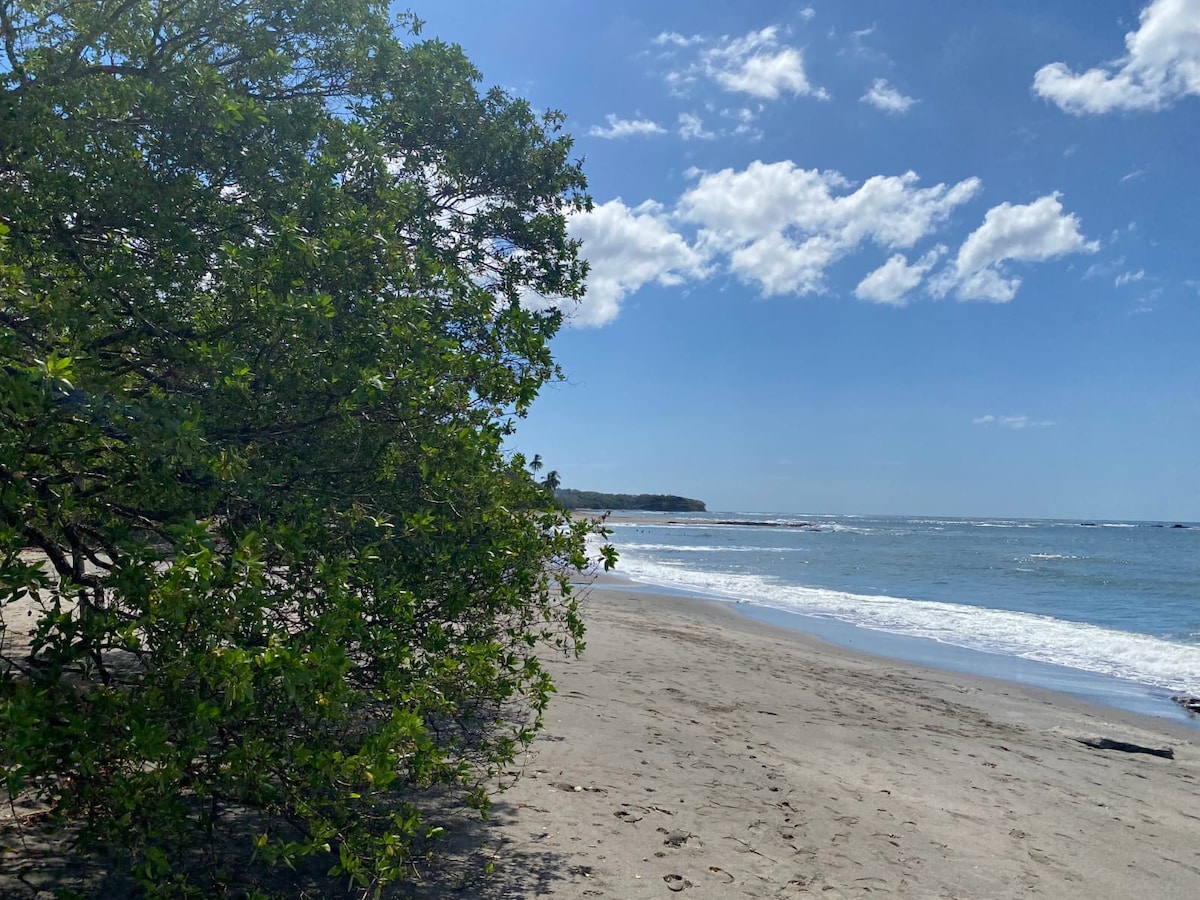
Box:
[0,1,609,893]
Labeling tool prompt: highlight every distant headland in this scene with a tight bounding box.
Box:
[555,489,706,512]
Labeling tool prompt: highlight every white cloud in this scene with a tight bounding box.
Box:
[933,194,1098,302]
[973,415,1055,430]
[720,105,765,139]
[861,78,917,113]
[728,233,841,295]
[556,200,708,327]
[654,31,703,47]
[677,162,979,296]
[536,163,1091,324]
[1033,0,1200,114]
[1115,268,1146,286]
[588,114,667,139]
[663,26,827,101]
[706,27,826,99]
[678,112,716,140]
[1084,254,1127,281]
[800,7,816,21]
[855,248,945,306]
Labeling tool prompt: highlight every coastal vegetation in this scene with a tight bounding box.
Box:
[556,489,707,512]
[0,1,612,894]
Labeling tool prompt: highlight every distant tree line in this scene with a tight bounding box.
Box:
[555,489,706,512]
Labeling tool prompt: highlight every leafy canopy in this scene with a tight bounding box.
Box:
[0,0,609,893]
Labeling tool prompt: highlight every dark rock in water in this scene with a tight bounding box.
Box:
[1076,737,1174,760]
[1080,522,1098,527]
[1172,523,1188,528]
[1172,695,1200,715]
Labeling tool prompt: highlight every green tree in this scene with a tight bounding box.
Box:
[0,1,611,894]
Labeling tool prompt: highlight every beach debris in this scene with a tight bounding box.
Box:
[1172,695,1200,715]
[548,781,606,794]
[1076,737,1174,760]
[614,809,643,824]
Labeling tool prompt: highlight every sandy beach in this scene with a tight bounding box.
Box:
[417,583,1200,899]
[6,579,1200,897]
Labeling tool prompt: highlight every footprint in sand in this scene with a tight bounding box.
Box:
[658,828,695,848]
[707,865,735,884]
[663,873,693,892]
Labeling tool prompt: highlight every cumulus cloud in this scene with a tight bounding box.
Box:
[855,248,945,306]
[861,78,917,113]
[932,194,1098,302]
[677,162,979,296]
[554,200,708,327]
[542,165,1092,324]
[973,415,1055,429]
[678,112,716,140]
[1033,0,1200,114]
[588,114,667,139]
[706,27,826,99]
[661,26,827,101]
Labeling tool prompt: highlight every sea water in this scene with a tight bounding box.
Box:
[596,513,1200,725]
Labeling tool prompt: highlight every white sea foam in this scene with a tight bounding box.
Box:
[614,553,1200,695]
[610,521,872,536]
[618,543,801,554]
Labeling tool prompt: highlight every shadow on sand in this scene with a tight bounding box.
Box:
[1,791,569,898]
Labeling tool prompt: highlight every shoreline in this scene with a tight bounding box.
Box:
[584,514,1200,725]
[584,558,1200,728]
[408,582,1200,898]
[607,577,1200,729]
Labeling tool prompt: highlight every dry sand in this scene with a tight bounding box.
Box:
[427,585,1200,899]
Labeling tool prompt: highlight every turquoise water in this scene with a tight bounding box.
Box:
[601,513,1200,723]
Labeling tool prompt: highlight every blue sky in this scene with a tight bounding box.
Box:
[417,0,1200,521]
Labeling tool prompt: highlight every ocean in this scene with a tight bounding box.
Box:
[596,512,1200,725]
